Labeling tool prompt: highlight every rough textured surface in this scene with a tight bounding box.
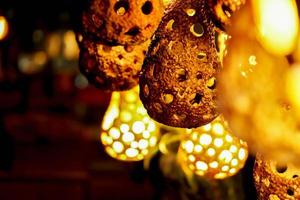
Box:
[254,154,300,200]
[139,0,221,128]
[82,0,164,45]
[78,37,150,91]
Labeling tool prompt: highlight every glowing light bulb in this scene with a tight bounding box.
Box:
[100,87,160,161]
[252,0,299,55]
[0,16,9,41]
[178,116,248,179]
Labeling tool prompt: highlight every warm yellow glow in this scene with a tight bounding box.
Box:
[18,51,47,75]
[207,148,216,156]
[196,161,208,171]
[112,141,124,153]
[185,9,196,17]
[230,145,238,153]
[194,145,203,153]
[120,124,129,133]
[46,33,62,59]
[225,135,233,143]
[178,116,248,179]
[163,0,173,7]
[138,139,149,149]
[231,159,238,166]
[219,150,233,163]
[199,134,212,146]
[214,138,224,148]
[126,148,139,158]
[122,132,135,143]
[100,87,160,161]
[238,148,247,160]
[212,123,224,135]
[130,141,139,149]
[0,16,9,41]
[214,173,227,179]
[109,128,121,139]
[220,30,300,165]
[252,0,299,55]
[209,161,218,169]
[184,140,194,153]
[63,30,79,60]
[285,64,300,113]
[188,155,196,162]
[229,168,236,174]
[33,51,48,66]
[132,121,145,134]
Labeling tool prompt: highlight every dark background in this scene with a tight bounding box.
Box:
[0,0,257,199]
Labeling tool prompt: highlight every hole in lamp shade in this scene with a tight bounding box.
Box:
[293,175,299,178]
[276,164,287,173]
[190,23,204,37]
[166,19,176,30]
[214,32,220,52]
[190,93,202,105]
[124,45,134,53]
[114,1,129,16]
[186,9,196,16]
[207,78,216,90]
[142,1,153,15]
[287,188,294,196]
[162,93,174,104]
[196,72,203,80]
[176,69,187,82]
[118,54,123,60]
[221,3,232,18]
[125,26,141,36]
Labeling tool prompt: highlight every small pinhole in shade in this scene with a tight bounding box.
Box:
[190,23,204,37]
[221,3,232,18]
[287,188,294,196]
[190,93,203,105]
[125,26,140,36]
[142,1,153,15]
[293,175,299,178]
[114,1,129,16]
[176,69,187,82]
[276,164,287,173]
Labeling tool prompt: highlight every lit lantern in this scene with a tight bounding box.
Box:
[139,0,221,128]
[218,27,300,165]
[177,116,248,179]
[100,86,159,161]
[0,16,9,41]
[254,154,300,200]
[252,0,299,56]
